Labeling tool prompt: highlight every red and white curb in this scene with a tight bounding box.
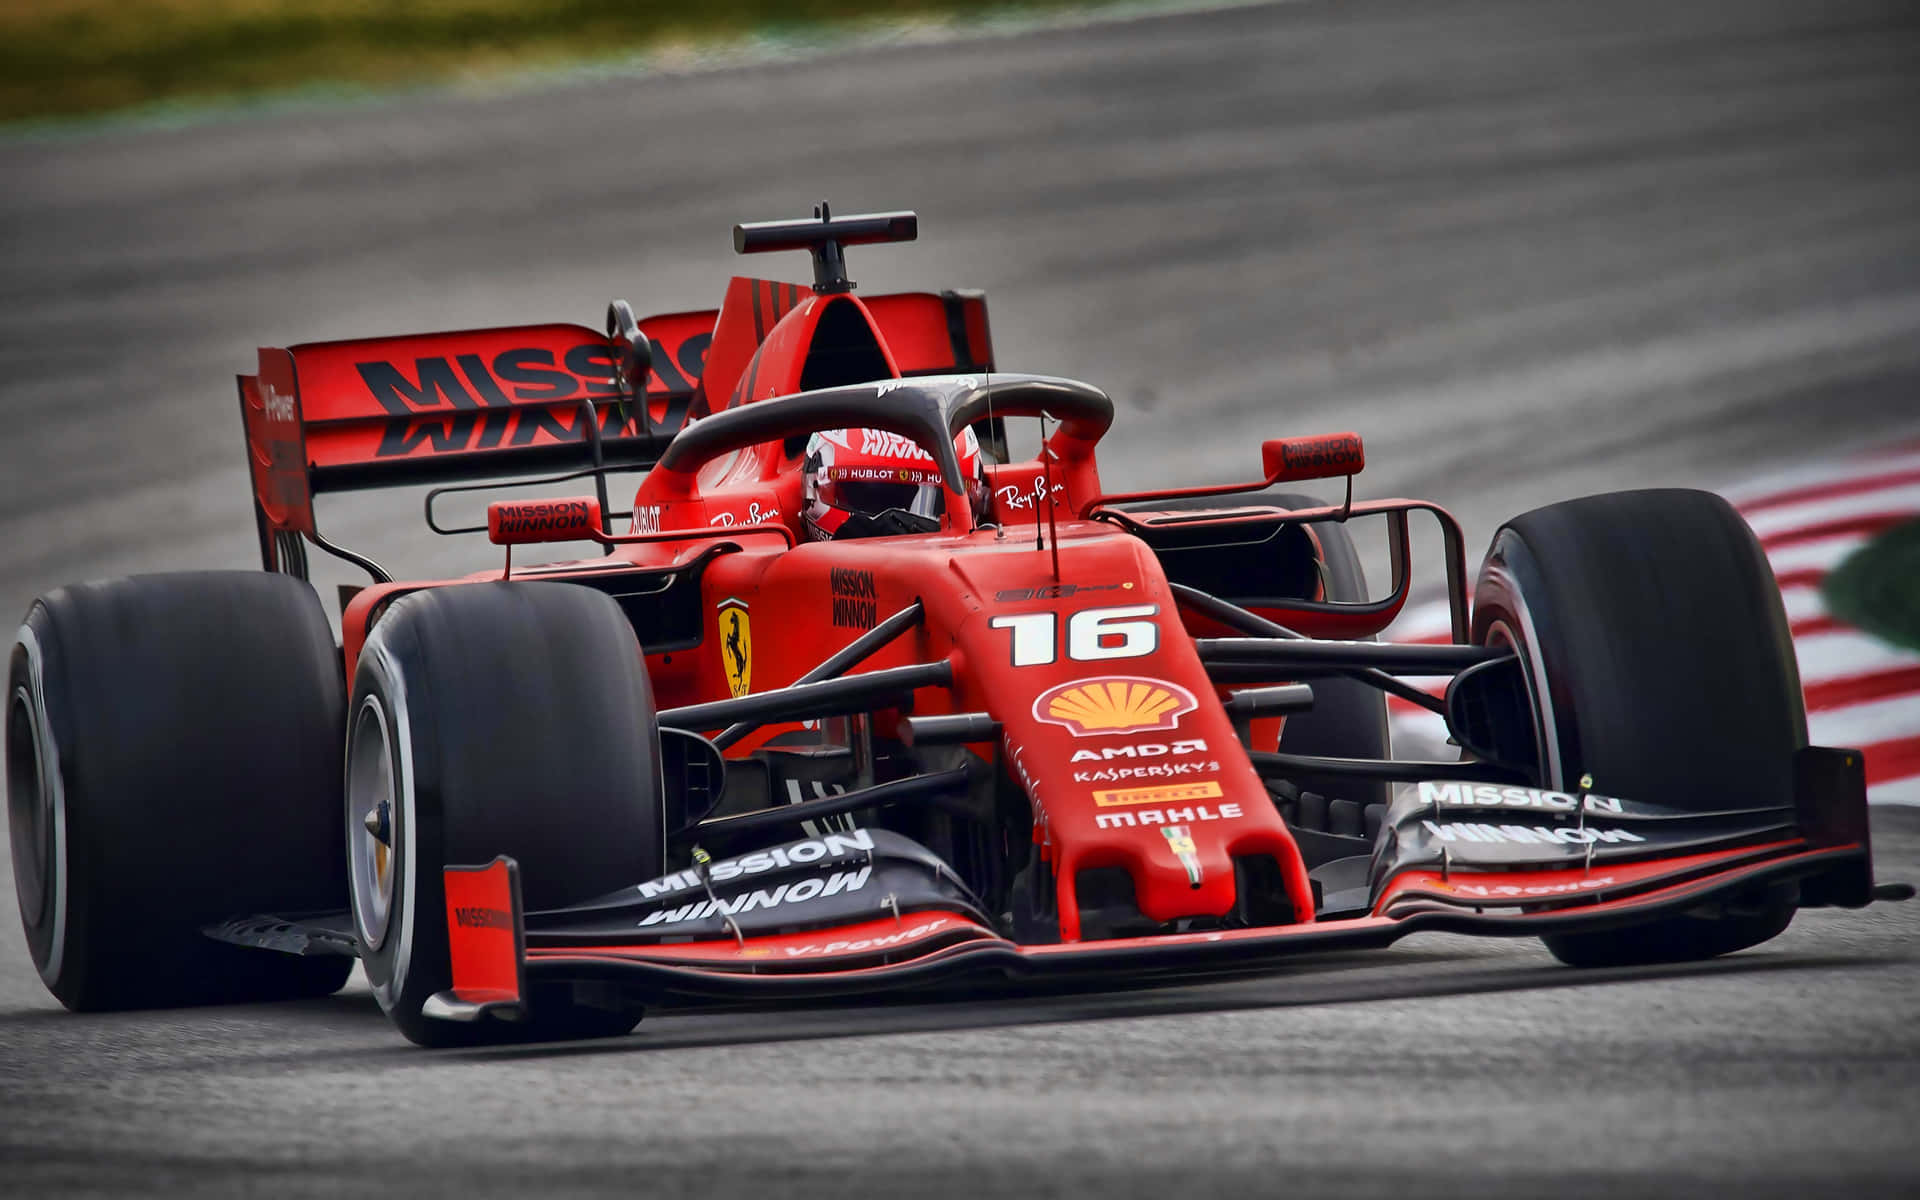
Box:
[1383,443,1920,807]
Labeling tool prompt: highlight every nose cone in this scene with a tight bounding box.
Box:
[1005,680,1313,940]
[947,533,1316,941]
[1071,793,1258,927]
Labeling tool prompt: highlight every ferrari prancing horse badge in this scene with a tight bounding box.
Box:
[718,599,751,698]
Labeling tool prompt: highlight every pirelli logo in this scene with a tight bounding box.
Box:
[1092,780,1223,808]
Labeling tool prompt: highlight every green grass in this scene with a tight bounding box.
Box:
[0,0,1092,124]
[1823,518,1920,654]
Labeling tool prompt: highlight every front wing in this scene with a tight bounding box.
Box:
[424,747,1893,1022]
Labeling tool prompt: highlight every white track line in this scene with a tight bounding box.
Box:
[1809,694,1920,749]
[1869,776,1920,807]
[1741,482,1920,539]
[1793,631,1920,688]
[1765,534,1871,578]
[1720,448,1920,505]
[1779,584,1826,626]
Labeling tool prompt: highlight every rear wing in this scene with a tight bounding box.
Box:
[239,317,698,578]
[238,288,993,577]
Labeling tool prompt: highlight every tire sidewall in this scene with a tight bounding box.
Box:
[349,620,453,1041]
[8,612,77,999]
[1470,530,1568,788]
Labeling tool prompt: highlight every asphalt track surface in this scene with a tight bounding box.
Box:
[3,0,1919,1195]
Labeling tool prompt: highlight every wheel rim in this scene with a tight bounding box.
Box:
[347,694,398,951]
[6,684,50,929]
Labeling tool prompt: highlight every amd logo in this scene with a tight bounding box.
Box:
[1070,740,1207,762]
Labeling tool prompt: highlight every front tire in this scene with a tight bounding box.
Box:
[348,582,664,1046]
[1471,489,1806,967]
[7,572,351,1011]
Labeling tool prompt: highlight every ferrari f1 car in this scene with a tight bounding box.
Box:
[7,207,1908,1045]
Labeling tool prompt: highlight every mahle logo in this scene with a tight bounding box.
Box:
[1033,676,1198,737]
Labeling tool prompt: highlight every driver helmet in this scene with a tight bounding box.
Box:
[802,427,984,541]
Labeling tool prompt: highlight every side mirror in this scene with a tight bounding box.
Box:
[487,496,604,545]
[1262,432,1365,484]
[606,300,654,396]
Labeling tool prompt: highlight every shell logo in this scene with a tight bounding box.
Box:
[1032,676,1199,737]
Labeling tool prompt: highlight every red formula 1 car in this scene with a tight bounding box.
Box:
[7,208,1907,1044]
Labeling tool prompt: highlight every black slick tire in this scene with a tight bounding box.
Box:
[1471,489,1806,967]
[7,572,352,1011]
[346,582,664,1047]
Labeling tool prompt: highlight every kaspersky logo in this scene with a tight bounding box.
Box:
[1033,676,1199,737]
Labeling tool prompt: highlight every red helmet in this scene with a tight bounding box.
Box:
[802,427,983,541]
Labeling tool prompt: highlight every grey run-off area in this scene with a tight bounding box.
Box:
[2,0,1918,1195]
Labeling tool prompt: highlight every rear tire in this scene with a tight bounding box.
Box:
[1470,489,1806,967]
[347,582,664,1046]
[7,572,351,1011]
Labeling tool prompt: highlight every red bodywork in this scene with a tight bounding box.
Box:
[246,278,1378,941]
[239,256,1879,1015]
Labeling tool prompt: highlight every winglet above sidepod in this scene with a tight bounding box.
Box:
[1262,432,1365,484]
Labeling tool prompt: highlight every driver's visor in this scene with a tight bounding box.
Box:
[824,479,946,518]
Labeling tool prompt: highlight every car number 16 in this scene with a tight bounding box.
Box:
[987,604,1160,667]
